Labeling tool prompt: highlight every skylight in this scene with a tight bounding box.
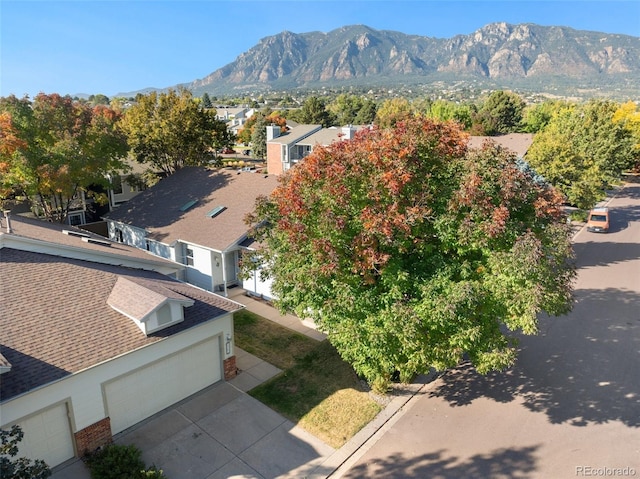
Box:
[180,199,198,212]
[206,206,226,218]
[82,237,112,247]
[62,229,90,238]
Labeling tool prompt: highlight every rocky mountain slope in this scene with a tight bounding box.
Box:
[184,23,640,97]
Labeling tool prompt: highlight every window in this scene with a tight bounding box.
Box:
[111,176,123,195]
[115,228,124,243]
[206,206,226,218]
[185,245,194,266]
[180,199,198,212]
[67,212,84,226]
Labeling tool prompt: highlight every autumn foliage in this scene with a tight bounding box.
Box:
[246,117,575,390]
[0,93,128,221]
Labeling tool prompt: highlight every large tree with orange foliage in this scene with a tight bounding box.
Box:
[0,94,128,222]
[246,118,575,391]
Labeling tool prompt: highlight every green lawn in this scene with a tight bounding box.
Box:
[233,309,382,448]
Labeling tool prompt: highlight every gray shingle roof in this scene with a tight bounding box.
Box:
[104,167,279,251]
[0,247,243,401]
[266,124,322,147]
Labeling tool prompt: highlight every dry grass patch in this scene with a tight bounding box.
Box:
[299,388,381,448]
[248,340,382,448]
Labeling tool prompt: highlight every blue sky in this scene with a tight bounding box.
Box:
[2,1,639,98]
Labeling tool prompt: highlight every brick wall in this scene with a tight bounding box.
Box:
[223,355,237,380]
[74,417,112,456]
[266,143,284,176]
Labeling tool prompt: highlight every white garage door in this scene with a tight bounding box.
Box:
[11,402,75,469]
[105,338,221,434]
[243,268,274,300]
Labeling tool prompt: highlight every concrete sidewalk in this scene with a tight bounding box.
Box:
[51,288,426,479]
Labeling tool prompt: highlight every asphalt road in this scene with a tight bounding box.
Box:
[339,182,640,479]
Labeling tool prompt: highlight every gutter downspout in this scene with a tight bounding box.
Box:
[221,251,228,297]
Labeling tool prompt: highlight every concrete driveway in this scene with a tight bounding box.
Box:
[50,288,429,479]
[51,348,335,479]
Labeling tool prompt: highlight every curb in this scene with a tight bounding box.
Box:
[307,370,441,479]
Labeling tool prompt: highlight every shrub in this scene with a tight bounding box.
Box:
[140,466,168,478]
[84,444,145,479]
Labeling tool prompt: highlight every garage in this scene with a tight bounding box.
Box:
[12,402,75,469]
[243,268,274,300]
[105,338,222,434]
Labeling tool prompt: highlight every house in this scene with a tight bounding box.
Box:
[103,167,279,298]
[215,107,255,132]
[107,159,149,209]
[266,124,363,175]
[0,213,243,469]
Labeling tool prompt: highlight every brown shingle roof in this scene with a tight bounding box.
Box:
[107,277,193,321]
[105,167,279,251]
[468,133,534,158]
[0,214,178,268]
[0,248,243,401]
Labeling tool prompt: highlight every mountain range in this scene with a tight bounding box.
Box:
[132,23,640,99]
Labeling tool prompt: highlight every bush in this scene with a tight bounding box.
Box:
[140,466,168,478]
[569,209,589,222]
[0,425,51,479]
[83,444,165,479]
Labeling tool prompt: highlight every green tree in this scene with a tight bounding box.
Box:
[374,98,413,129]
[353,99,377,125]
[251,114,268,159]
[89,94,110,106]
[473,90,525,135]
[120,88,233,175]
[288,96,336,127]
[522,100,568,133]
[201,92,213,109]
[238,110,286,156]
[328,94,377,126]
[527,99,636,208]
[0,93,128,222]
[419,100,473,130]
[613,100,640,171]
[1,425,51,479]
[246,118,575,391]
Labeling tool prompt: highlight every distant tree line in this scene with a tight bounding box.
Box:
[1,87,638,222]
[236,91,638,208]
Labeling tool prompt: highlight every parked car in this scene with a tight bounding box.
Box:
[222,148,235,154]
[586,207,610,233]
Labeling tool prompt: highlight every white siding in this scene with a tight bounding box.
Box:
[107,221,147,250]
[183,243,214,291]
